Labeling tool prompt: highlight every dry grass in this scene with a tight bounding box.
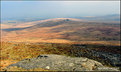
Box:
[75,41,120,46]
[2,19,120,44]
[0,60,18,70]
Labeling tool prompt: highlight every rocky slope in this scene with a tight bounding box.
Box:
[5,54,119,71]
[70,44,121,67]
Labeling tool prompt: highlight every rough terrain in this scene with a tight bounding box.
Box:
[71,44,121,67]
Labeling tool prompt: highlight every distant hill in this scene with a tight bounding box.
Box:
[74,14,120,22]
[2,14,120,24]
[1,18,120,43]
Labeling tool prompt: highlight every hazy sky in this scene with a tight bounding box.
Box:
[1,1,120,19]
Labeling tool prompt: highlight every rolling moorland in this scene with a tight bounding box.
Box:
[0,16,121,71]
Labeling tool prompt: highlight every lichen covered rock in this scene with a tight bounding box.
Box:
[6,54,120,71]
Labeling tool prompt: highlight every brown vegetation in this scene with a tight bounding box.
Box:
[1,18,120,71]
[2,18,120,43]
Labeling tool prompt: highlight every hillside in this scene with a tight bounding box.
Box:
[1,42,120,71]
[75,14,120,22]
[1,18,120,44]
[1,18,120,71]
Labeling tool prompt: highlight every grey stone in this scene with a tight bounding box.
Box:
[6,54,120,71]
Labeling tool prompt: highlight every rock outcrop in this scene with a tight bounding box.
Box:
[70,44,121,67]
[6,54,119,71]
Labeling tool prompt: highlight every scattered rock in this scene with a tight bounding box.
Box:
[45,66,50,69]
[37,55,48,59]
[69,63,74,67]
[70,45,121,67]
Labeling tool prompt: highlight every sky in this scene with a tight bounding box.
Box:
[1,1,120,19]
